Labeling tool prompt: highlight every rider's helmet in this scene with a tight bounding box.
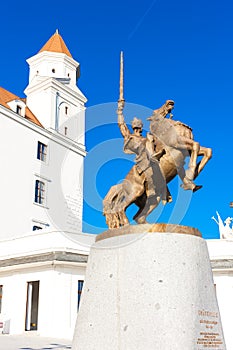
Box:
[131,117,143,130]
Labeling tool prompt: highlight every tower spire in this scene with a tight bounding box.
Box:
[38,31,72,58]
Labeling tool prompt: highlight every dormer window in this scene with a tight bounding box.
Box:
[8,100,25,117]
[16,105,22,115]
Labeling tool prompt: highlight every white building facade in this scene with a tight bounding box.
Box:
[0,31,90,338]
[0,31,86,239]
[0,229,95,339]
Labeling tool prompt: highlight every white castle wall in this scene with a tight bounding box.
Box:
[0,106,85,240]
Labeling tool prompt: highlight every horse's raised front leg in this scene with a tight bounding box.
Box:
[177,137,200,191]
[185,139,200,181]
[194,146,212,179]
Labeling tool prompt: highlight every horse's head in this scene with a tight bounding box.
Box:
[147,100,177,141]
[165,100,175,117]
[147,100,175,122]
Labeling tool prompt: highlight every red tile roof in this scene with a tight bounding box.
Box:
[0,87,43,127]
[38,31,72,58]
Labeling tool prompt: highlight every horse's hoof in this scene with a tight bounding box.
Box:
[193,185,202,192]
[180,183,195,191]
[135,218,148,224]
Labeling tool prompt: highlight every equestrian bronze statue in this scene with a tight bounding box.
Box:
[103,53,212,229]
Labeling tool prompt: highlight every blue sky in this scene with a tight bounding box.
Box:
[1,0,233,238]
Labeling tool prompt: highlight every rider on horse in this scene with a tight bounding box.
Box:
[117,100,171,203]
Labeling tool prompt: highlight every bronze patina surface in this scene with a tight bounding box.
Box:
[96,223,202,242]
[103,53,212,230]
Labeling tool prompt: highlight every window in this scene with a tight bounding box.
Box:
[37,142,47,162]
[34,180,45,205]
[77,280,84,310]
[65,106,68,115]
[0,285,2,313]
[16,105,22,115]
[32,219,49,231]
[52,68,55,73]
[32,225,42,231]
[64,127,68,136]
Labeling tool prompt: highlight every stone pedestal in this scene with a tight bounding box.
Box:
[72,229,226,350]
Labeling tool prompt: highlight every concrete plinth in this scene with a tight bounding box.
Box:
[72,231,226,350]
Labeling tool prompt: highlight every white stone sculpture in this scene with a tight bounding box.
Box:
[212,211,233,239]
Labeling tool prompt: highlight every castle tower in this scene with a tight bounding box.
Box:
[24,30,87,143]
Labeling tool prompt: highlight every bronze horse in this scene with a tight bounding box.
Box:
[103,100,212,229]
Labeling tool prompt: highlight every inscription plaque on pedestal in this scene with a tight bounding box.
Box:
[197,310,224,349]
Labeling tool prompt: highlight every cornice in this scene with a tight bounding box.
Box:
[25,77,87,104]
[0,104,87,156]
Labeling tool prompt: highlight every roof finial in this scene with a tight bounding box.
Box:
[55,29,59,34]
